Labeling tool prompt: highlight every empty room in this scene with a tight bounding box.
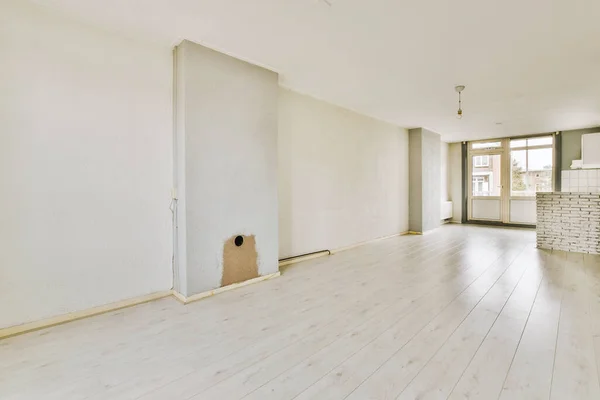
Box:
[2,0,600,399]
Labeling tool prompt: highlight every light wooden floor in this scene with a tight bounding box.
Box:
[2,225,600,400]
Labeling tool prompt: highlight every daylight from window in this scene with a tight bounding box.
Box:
[470,137,553,198]
[510,138,553,196]
[472,154,502,196]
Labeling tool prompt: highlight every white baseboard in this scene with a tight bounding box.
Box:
[1,231,412,340]
[171,290,187,304]
[330,232,407,254]
[172,271,281,304]
[279,232,408,266]
[408,228,440,235]
[1,272,282,339]
[0,291,172,340]
[278,251,330,267]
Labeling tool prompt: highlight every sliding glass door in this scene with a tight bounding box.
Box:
[468,141,505,222]
[508,136,554,224]
[467,135,554,225]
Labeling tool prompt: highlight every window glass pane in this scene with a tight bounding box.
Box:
[473,155,489,167]
[528,148,553,192]
[510,139,526,148]
[511,150,528,196]
[472,154,501,196]
[511,147,553,196]
[472,141,502,150]
[527,137,553,146]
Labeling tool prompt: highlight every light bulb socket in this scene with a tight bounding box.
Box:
[455,85,465,119]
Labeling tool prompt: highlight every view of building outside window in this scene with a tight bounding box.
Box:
[510,138,553,196]
[472,154,502,196]
[470,137,553,198]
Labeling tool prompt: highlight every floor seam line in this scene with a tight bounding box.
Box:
[238,241,507,400]
[340,244,521,400]
[178,240,478,400]
[236,243,485,400]
[494,261,546,400]
[447,245,539,400]
[548,251,566,400]
[393,244,531,399]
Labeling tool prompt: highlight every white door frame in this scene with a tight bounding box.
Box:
[467,138,510,223]
[467,135,555,224]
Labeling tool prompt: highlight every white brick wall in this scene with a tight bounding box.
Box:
[536,192,600,254]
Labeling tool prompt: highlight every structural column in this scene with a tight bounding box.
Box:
[173,40,279,296]
[409,128,441,233]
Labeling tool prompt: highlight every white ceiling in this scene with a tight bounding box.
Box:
[32,0,600,141]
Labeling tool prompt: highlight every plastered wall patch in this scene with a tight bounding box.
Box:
[221,234,259,286]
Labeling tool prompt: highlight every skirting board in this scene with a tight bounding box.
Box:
[1,272,282,340]
[407,229,437,236]
[329,232,408,255]
[278,251,330,267]
[171,271,281,305]
[278,232,407,267]
[1,231,410,339]
[0,291,172,340]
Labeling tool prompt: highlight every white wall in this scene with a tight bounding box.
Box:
[0,1,173,328]
[509,199,537,224]
[278,89,409,259]
[174,41,279,295]
[449,142,463,222]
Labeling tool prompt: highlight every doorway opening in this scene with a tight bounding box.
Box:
[467,135,555,225]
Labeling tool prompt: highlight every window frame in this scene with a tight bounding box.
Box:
[470,141,502,150]
[467,133,557,225]
[473,155,490,168]
[509,136,555,198]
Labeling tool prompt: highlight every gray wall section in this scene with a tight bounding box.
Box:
[409,128,441,233]
[561,127,600,170]
[173,45,187,295]
[174,40,279,295]
[421,129,441,231]
[448,142,463,223]
[409,129,423,232]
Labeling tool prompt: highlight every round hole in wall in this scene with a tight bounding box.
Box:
[235,235,244,247]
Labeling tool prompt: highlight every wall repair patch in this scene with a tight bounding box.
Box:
[221,234,258,286]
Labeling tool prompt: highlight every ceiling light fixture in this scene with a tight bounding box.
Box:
[455,85,465,119]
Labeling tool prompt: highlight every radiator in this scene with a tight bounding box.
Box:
[441,201,453,220]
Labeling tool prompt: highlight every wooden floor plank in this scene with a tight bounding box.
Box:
[497,250,565,400]
[139,236,482,400]
[549,252,600,400]
[190,237,506,400]
[291,246,526,400]
[434,248,548,400]
[2,225,597,400]
[342,243,532,400]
